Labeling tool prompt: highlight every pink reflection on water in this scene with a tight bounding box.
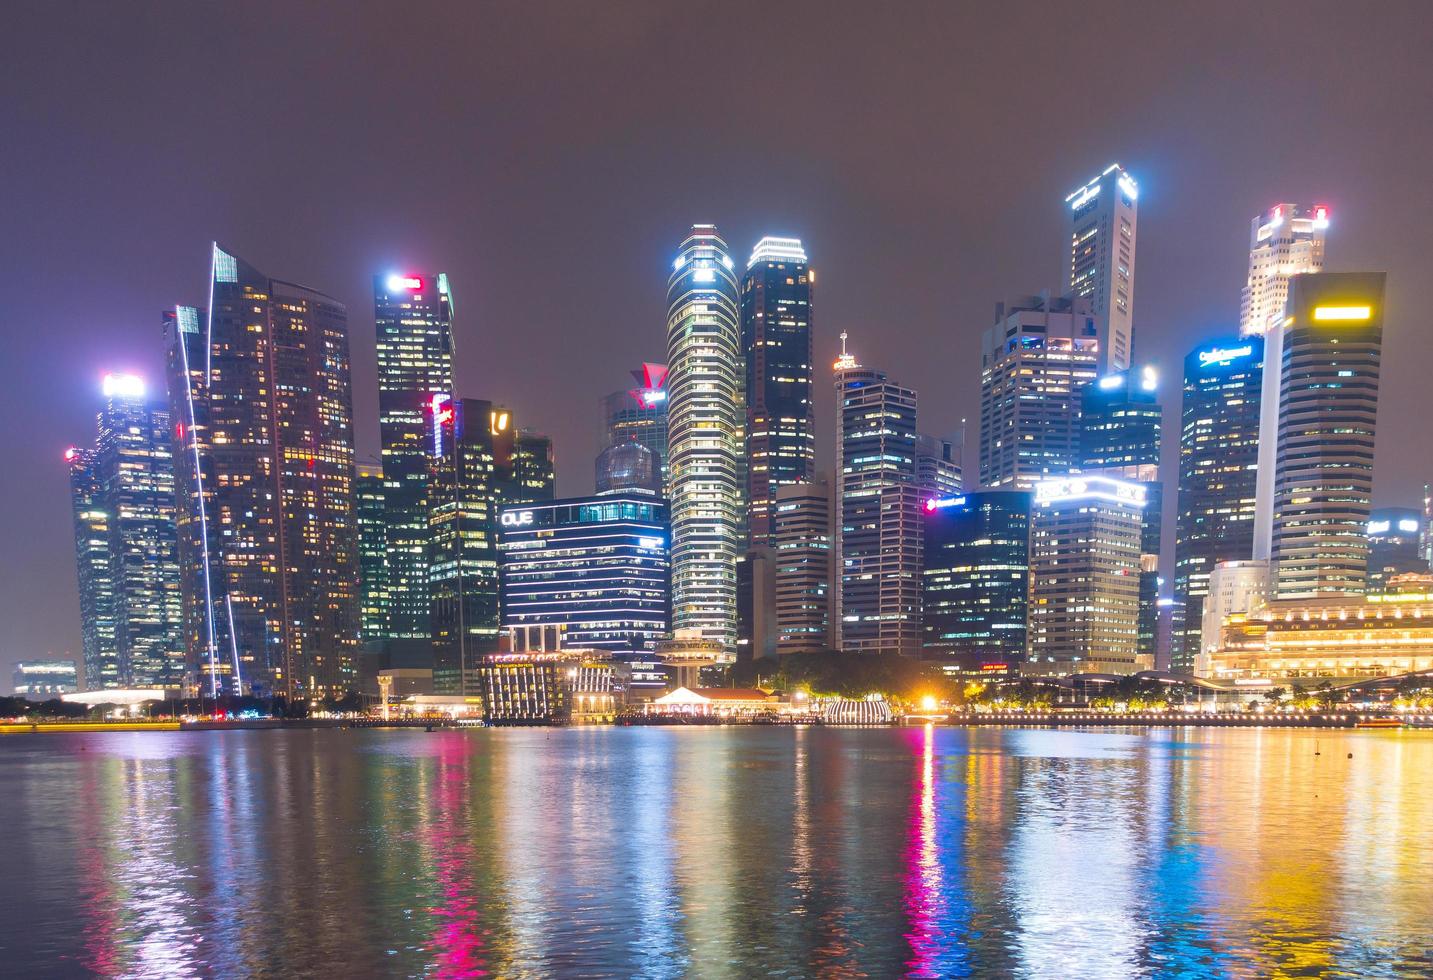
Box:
[901,724,945,975]
[425,734,491,978]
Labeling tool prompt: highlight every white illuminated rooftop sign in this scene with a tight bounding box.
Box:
[1034,475,1147,508]
[1198,345,1254,367]
[102,373,146,399]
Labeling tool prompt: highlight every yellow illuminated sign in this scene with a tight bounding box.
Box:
[1312,305,1372,322]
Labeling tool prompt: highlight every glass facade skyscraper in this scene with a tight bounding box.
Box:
[375,272,455,642]
[68,375,180,692]
[665,225,743,653]
[741,236,815,546]
[164,244,360,698]
[920,491,1031,666]
[427,396,508,694]
[355,461,389,643]
[1173,336,1264,669]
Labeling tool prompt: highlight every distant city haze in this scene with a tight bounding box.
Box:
[4,1,1432,681]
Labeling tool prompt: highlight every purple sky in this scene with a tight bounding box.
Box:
[4,1,1432,683]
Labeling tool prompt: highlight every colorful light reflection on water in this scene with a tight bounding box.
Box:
[2,726,1432,977]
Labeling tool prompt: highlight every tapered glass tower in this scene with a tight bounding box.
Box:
[665,225,743,652]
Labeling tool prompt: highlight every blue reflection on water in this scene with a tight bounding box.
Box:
[3,726,1432,978]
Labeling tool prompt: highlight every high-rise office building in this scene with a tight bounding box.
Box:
[772,479,833,654]
[603,362,669,486]
[978,294,1099,489]
[512,430,556,504]
[1173,337,1264,669]
[66,446,117,690]
[1028,475,1146,674]
[67,374,182,691]
[1366,508,1426,593]
[1239,204,1329,337]
[427,396,512,694]
[498,493,670,652]
[741,236,815,546]
[834,335,922,656]
[915,433,962,496]
[13,660,79,698]
[920,491,1031,666]
[164,244,360,698]
[1066,164,1138,372]
[354,461,389,643]
[375,272,456,642]
[1270,273,1385,599]
[1080,367,1163,659]
[665,225,743,652]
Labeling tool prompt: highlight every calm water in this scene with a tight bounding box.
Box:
[2,726,1431,979]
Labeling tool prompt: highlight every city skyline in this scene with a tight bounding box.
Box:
[7,3,1433,678]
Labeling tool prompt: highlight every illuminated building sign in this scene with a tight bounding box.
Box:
[1401,519,1421,533]
[627,362,669,408]
[1034,475,1147,507]
[1312,305,1372,322]
[1198,344,1255,368]
[1368,519,1422,536]
[386,274,423,292]
[429,393,452,456]
[501,510,534,528]
[1368,520,1390,534]
[637,536,664,549]
[102,373,146,399]
[924,496,967,512]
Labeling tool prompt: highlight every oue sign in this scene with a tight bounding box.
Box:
[501,511,535,528]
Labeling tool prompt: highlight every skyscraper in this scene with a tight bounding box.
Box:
[978,294,1099,489]
[512,430,556,504]
[426,396,509,694]
[915,433,962,496]
[354,461,389,643]
[603,362,669,486]
[741,236,815,546]
[1079,367,1163,659]
[66,446,117,689]
[834,335,922,656]
[1173,337,1264,668]
[375,272,455,642]
[665,225,743,652]
[165,244,360,698]
[1239,204,1329,337]
[1028,475,1146,674]
[772,479,833,654]
[920,491,1031,666]
[1270,273,1385,599]
[1067,164,1138,372]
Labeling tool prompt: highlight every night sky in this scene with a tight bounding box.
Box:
[5,1,1432,682]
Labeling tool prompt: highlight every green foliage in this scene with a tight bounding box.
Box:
[734,651,957,702]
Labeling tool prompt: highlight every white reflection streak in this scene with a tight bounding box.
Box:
[117,750,202,979]
[1009,735,1141,976]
